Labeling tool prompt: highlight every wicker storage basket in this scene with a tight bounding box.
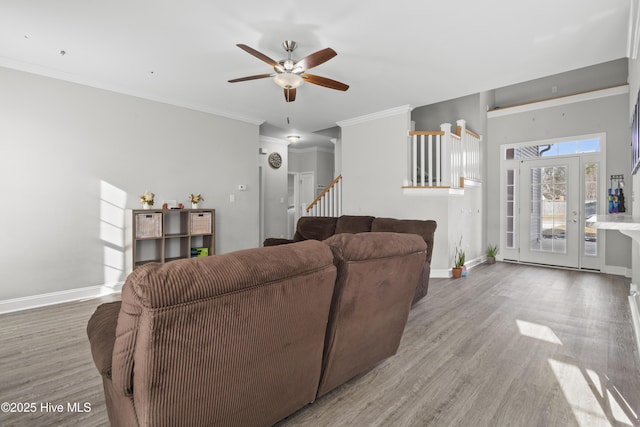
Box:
[135,213,162,238]
[190,212,212,235]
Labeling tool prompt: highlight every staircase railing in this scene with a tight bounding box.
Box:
[306,175,342,216]
[408,119,482,188]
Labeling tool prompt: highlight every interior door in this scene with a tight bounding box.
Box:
[519,156,580,268]
[300,172,315,215]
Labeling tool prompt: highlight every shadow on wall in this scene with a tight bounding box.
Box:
[99,180,127,291]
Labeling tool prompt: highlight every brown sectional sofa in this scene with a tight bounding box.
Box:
[87,232,427,426]
[264,215,437,305]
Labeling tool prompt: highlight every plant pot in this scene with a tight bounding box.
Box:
[452,267,463,278]
[487,256,496,264]
[192,203,199,209]
[142,203,151,210]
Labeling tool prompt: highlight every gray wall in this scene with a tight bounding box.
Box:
[0,67,260,301]
[289,147,335,196]
[411,59,632,272]
[412,93,483,134]
[494,58,628,108]
[259,138,289,239]
[487,92,631,270]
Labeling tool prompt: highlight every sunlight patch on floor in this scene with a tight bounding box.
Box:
[516,319,563,345]
[548,358,634,426]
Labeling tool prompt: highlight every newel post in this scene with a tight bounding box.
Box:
[440,123,452,187]
[456,119,467,182]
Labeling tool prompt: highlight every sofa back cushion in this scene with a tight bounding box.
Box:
[371,217,437,263]
[293,216,338,241]
[111,240,337,427]
[335,215,375,234]
[317,232,426,397]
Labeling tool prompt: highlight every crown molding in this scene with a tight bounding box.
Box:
[337,105,414,128]
[0,62,265,126]
[259,135,290,146]
[289,145,335,154]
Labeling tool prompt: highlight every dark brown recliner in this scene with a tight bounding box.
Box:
[264,215,436,305]
[87,240,337,427]
[318,232,427,397]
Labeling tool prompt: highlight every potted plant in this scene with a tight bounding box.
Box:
[190,193,204,209]
[486,244,498,264]
[452,246,465,278]
[140,191,154,209]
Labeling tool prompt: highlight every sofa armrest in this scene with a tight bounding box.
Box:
[263,238,295,247]
[87,301,122,377]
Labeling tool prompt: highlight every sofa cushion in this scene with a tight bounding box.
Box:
[335,215,375,234]
[371,217,437,263]
[105,240,337,427]
[263,237,295,247]
[294,216,338,242]
[317,232,426,397]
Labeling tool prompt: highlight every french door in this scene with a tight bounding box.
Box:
[518,157,580,268]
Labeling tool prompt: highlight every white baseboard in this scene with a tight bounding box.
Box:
[603,265,632,278]
[431,255,485,278]
[431,269,452,278]
[630,284,640,363]
[0,282,123,314]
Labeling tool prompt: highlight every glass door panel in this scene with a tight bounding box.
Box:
[519,157,580,268]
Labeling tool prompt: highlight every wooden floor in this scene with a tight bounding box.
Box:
[1,263,639,426]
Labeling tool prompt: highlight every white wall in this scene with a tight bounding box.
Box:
[340,107,472,274]
[0,67,260,301]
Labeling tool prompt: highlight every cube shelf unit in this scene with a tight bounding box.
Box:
[129,208,215,270]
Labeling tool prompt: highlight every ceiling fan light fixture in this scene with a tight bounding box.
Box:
[286,135,301,143]
[274,72,304,89]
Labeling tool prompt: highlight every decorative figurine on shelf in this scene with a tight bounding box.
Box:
[608,188,613,214]
[178,203,184,209]
[140,191,154,209]
[619,188,626,213]
[609,174,626,214]
[190,193,204,209]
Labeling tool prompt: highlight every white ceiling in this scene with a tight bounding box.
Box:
[0,1,633,148]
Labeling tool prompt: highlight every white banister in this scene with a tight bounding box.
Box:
[420,135,426,186]
[306,175,342,217]
[408,119,482,189]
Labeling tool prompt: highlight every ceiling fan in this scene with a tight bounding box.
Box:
[228,41,349,102]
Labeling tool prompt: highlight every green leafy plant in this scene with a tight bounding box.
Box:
[487,244,498,258]
[454,246,466,268]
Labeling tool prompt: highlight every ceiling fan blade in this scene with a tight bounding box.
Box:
[236,44,280,68]
[302,74,349,91]
[295,47,337,71]
[228,73,273,83]
[284,88,297,103]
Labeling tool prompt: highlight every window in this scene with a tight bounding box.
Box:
[505,138,600,160]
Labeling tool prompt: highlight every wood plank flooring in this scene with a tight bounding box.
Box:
[1,263,639,426]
